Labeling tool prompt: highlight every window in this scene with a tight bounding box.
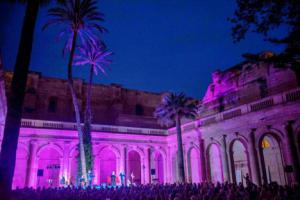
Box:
[258,78,268,98]
[135,104,144,115]
[48,97,57,113]
[24,107,35,113]
[26,87,36,94]
[218,96,224,112]
[262,138,270,149]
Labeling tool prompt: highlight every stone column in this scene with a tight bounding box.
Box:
[183,144,189,182]
[62,142,70,180]
[141,155,146,184]
[27,140,38,188]
[222,135,230,182]
[121,145,127,184]
[92,144,99,184]
[93,156,100,185]
[143,147,150,184]
[248,128,262,186]
[199,138,207,182]
[166,146,172,183]
[285,121,300,184]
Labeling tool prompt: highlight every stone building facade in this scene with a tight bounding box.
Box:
[0,60,300,189]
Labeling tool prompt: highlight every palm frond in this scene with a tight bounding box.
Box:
[73,40,112,76]
[154,92,198,127]
[44,0,107,55]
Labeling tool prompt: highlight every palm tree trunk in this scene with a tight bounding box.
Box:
[0,0,39,198]
[85,65,93,127]
[175,115,185,183]
[67,30,88,182]
[83,65,93,176]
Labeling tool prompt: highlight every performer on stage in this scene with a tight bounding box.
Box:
[119,171,125,186]
[60,176,66,186]
[130,172,135,185]
[87,170,95,186]
[79,176,85,186]
[111,171,116,187]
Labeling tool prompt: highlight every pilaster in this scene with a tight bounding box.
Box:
[248,128,262,186]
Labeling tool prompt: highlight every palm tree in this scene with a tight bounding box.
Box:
[73,41,112,179]
[43,0,106,181]
[154,93,198,183]
[0,0,58,197]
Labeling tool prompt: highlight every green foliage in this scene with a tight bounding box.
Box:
[83,122,93,172]
[229,0,300,59]
[43,0,107,55]
[154,92,198,126]
[76,123,93,181]
[76,144,82,180]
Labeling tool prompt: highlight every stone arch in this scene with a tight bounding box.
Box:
[258,132,286,185]
[97,145,121,159]
[127,149,142,185]
[152,146,167,160]
[17,142,30,155]
[68,144,79,158]
[150,148,166,184]
[256,127,285,145]
[127,146,145,159]
[36,144,63,188]
[36,143,64,158]
[12,145,30,189]
[206,142,223,183]
[187,146,201,183]
[229,138,250,185]
[97,146,119,185]
[68,144,79,185]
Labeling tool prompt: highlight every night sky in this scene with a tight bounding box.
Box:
[0,0,287,98]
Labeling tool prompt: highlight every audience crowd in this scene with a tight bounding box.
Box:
[11,182,300,200]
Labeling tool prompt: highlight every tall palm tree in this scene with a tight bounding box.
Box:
[0,0,57,197]
[43,0,106,181]
[154,93,198,183]
[73,41,112,179]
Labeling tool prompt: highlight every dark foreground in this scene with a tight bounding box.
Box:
[11,182,300,200]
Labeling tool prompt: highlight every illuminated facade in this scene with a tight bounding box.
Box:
[0,59,300,188]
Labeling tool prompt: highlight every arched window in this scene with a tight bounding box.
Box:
[135,104,144,115]
[48,97,57,113]
[261,138,270,149]
[260,134,285,185]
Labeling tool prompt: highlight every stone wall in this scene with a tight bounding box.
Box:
[1,60,300,188]
[201,62,298,116]
[3,72,163,128]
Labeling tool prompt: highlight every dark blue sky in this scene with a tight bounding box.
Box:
[0,0,287,98]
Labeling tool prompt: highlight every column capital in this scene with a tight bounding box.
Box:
[30,139,38,145]
[30,140,38,149]
[284,120,295,133]
[285,120,295,127]
[250,128,257,133]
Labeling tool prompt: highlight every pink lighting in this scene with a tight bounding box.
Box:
[188,148,201,183]
[208,143,223,183]
[37,147,61,188]
[0,61,299,189]
[127,150,141,185]
[99,148,117,184]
